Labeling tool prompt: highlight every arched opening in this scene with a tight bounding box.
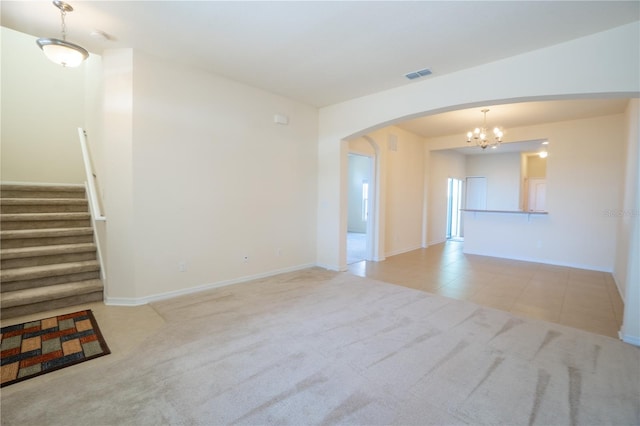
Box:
[333,95,637,344]
[345,135,381,267]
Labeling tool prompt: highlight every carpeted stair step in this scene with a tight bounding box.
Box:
[1,198,89,214]
[0,212,91,230]
[0,184,85,199]
[0,227,94,248]
[1,243,97,269]
[0,182,103,318]
[0,260,100,292]
[0,280,103,319]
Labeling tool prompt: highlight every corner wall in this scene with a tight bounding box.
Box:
[103,49,319,302]
[378,127,424,257]
[616,99,640,345]
[0,26,92,184]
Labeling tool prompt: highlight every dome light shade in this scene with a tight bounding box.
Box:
[36,38,89,67]
[37,1,88,68]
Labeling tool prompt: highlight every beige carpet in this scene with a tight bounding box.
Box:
[1,268,638,425]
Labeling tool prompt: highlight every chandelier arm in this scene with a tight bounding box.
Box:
[466,108,503,149]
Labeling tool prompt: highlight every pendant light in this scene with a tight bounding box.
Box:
[466,109,504,150]
[36,1,89,67]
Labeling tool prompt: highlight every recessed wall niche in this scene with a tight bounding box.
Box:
[521,152,547,212]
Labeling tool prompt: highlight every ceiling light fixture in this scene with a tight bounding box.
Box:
[36,1,89,67]
[539,151,548,158]
[466,109,504,150]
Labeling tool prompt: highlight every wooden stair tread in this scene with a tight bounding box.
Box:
[0,184,85,192]
[1,280,103,308]
[1,243,97,259]
[1,212,91,221]
[0,227,94,239]
[0,260,100,282]
[1,198,88,205]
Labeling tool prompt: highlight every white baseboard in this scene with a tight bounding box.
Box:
[315,262,341,272]
[611,273,626,304]
[462,248,613,273]
[105,263,316,306]
[385,244,423,258]
[619,330,640,347]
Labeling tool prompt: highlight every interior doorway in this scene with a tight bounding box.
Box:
[526,178,547,212]
[446,178,464,240]
[347,153,373,264]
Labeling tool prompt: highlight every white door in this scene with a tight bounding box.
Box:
[527,179,547,211]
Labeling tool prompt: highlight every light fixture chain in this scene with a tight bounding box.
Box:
[37,1,89,67]
[60,8,67,41]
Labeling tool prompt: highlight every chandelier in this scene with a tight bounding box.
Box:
[466,109,504,150]
[36,1,89,67]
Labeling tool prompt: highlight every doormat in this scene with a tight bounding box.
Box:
[1,309,110,387]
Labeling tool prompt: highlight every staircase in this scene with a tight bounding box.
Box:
[1,183,103,319]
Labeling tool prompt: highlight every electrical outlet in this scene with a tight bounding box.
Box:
[178,261,187,272]
[276,248,283,257]
[243,255,249,263]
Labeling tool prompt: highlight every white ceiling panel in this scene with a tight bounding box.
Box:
[2,1,638,107]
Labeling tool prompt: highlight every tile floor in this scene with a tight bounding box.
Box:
[348,240,624,338]
[347,232,367,264]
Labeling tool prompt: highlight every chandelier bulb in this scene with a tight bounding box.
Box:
[465,109,504,150]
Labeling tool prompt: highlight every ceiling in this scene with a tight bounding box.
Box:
[396,98,631,140]
[1,1,638,109]
[453,139,549,156]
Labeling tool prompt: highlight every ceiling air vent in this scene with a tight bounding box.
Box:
[404,68,432,80]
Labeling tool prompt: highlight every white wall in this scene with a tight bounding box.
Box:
[527,155,547,179]
[616,99,640,344]
[317,21,640,271]
[103,49,319,301]
[427,150,466,245]
[1,27,92,184]
[102,49,135,299]
[614,100,639,299]
[465,152,521,211]
[458,114,626,271]
[380,127,425,257]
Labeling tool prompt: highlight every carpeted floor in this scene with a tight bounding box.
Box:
[1,268,638,425]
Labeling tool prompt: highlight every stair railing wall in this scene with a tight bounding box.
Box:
[78,127,107,282]
[78,128,105,221]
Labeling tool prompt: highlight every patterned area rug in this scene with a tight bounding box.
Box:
[0,309,110,387]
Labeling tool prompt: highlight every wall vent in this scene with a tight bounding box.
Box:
[388,134,398,151]
[404,68,432,80]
